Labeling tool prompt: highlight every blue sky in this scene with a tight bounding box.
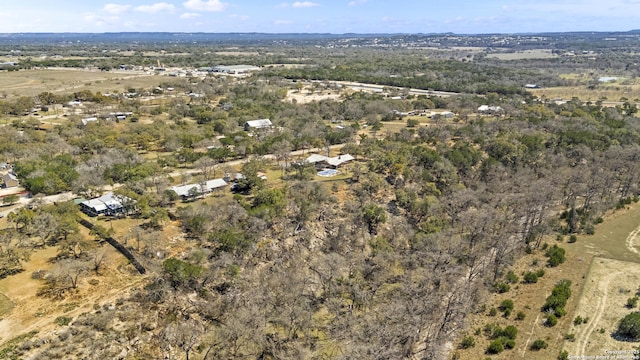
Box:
[1,0,639,34]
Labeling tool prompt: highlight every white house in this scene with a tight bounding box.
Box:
[80,192,132,217]
[168,178,228,200]
[305,154,355,169]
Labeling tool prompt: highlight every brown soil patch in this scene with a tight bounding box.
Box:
[285,89,342,104]
[0,243,146,347]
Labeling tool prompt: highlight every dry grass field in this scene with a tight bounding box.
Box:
[0,69,163,99]
[486,49,557,61]
[530,86,640,103]
[566,258,640,358]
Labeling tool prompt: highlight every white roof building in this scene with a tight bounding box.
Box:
[82,117,98,125]
[244,119,273,131]
[169,178,228,198]
[478,105,503,113]
[80,192,131,216]
[305,154,355,168]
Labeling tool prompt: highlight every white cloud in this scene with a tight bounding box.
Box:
[134,3,176,13]
[277,2,289,8]
[274,19,293,25]
[348,0,368,6]
[183,0,228,12]
[84,12,120,26]
[292,1,319,8]
[180,12,201,19]
[103,4,131,14]
[229,14,250,21]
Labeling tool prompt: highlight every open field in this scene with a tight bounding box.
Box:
[530,85,640,103]
[285,89,342,104]
[487,49,557,60]
[565,257,640,358]
[0,69,162,99]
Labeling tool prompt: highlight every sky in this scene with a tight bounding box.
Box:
[1,0,640,34]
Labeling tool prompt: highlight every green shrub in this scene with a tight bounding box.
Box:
[162,258,204,287]
[627,296,639,309]
[564,333,575,342]
[531,339,548,350]
[506,270,519,284]
[499,299,514,313]
[523,271,538,284]
[573,315,584,325]
[504,339,516,349]
[406,119,420,127]
[542,279,572,317]
[502,325,518,340]
[516,311,526,320]
[545,314,558,327]
[558,350,569,360]
[568,235,577,243]
[494,282,511,293]
[535,269,546,278]
[545,245,566,267]
[616,311,640,340]
[488,307,497,316]
[54,316,72,326]
[486,339,504,354]
[460,335,475,349]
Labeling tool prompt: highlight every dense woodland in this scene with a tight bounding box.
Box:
[1,33,640,359]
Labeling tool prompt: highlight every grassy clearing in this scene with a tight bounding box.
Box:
[0,69,162,99]
[486,49,557,61]
[530,86,640,103]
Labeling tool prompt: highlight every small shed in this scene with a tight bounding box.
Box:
[244,119,273,131]
[3,173,18,188]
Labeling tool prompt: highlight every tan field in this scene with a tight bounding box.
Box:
[0,69,163,99]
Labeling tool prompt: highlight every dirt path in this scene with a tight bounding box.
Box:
[624,222,640,256]
[521,313,540,358]
[576,271,618,356]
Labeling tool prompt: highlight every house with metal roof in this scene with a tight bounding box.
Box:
[80,192,132,217]
[168,178,228,200]
[244,118,273,131]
